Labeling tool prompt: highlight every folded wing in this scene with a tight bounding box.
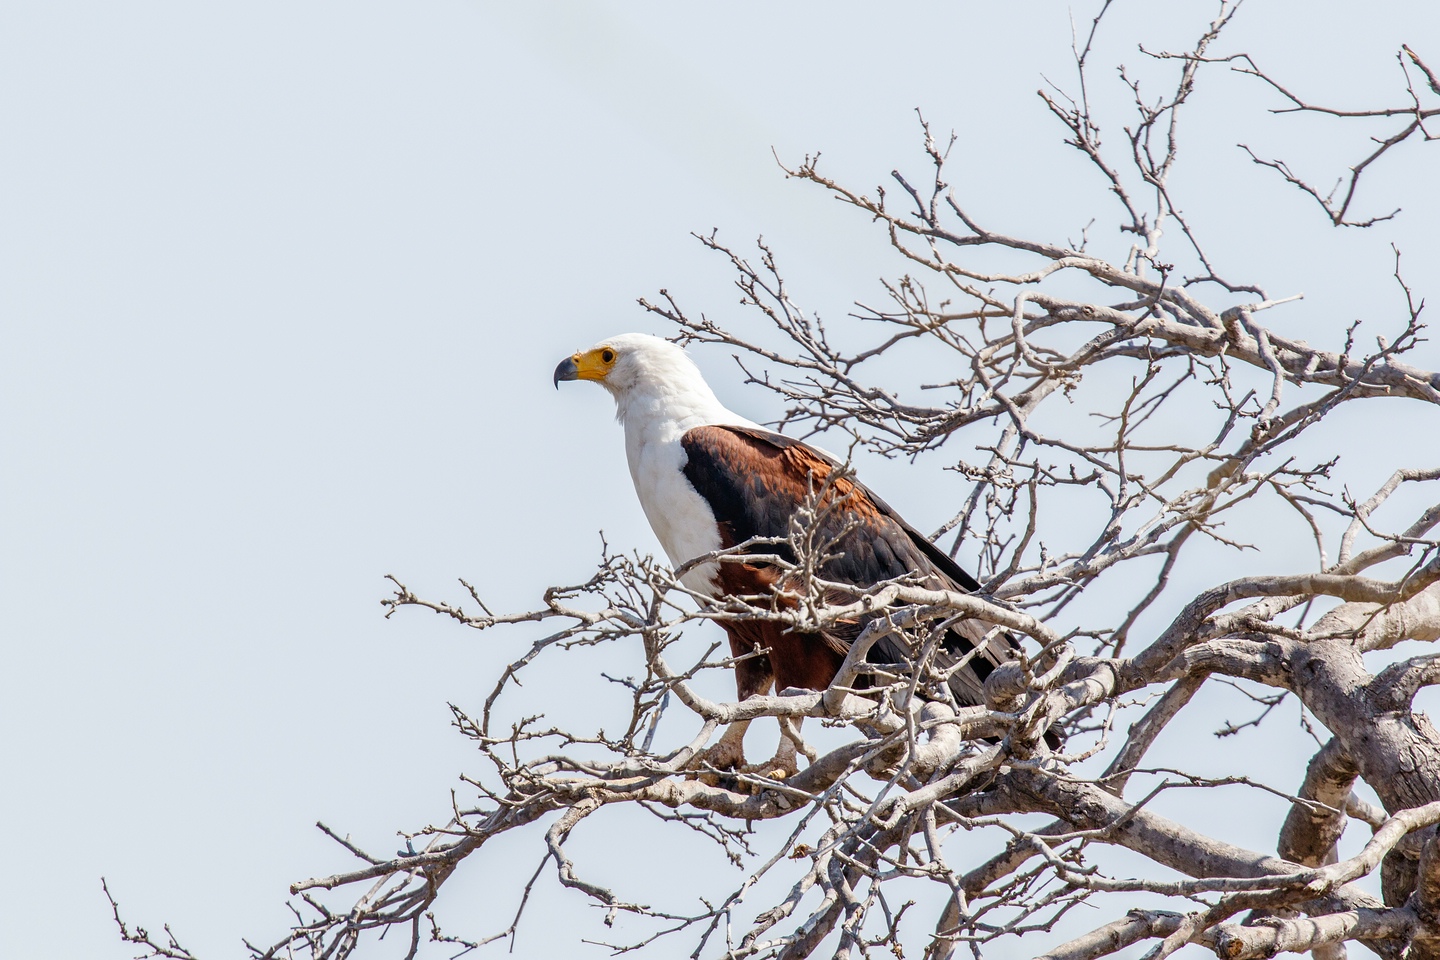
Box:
[680,424,1016,706]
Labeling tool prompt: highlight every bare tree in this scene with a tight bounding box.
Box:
[113,3,1440,959]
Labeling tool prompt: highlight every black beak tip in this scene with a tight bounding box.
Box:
[553,357,579,389]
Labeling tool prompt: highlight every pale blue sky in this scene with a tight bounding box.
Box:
[2,2,1437,957]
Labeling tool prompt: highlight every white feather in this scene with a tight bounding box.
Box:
[585,333,759,594]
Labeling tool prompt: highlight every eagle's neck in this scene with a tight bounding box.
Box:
[616,382,760,472]
[612,379,754,594]
[618,389,728,445]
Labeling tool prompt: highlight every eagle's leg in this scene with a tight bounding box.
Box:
[699,718,751,775]
[692,635,774,780]
[746,715,815,781]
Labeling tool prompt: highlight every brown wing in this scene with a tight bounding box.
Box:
[680,424,1016,706]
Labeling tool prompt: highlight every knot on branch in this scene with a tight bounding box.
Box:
[983,660,1027,709]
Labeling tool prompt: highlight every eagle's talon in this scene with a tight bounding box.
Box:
[696,770,749,793]
[702,747,747,771]
[688,737,747,783]
[742,755,800,782]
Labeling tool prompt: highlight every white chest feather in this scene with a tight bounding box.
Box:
[626,427,724,595]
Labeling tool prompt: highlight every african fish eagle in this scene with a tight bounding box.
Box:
[554,333,1013,778]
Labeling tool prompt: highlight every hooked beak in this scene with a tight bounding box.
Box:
[553,356,579,389]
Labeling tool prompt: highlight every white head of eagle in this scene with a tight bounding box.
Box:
[554,333,1015,777]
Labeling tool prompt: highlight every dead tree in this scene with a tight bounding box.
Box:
[113,3,1440,958]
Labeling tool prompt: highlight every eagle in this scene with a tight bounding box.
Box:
[555,333,1015,779]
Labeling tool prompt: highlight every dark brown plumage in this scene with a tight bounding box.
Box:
[680,424,1014,709]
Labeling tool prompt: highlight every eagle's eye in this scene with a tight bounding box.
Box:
[601,349,616,364]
